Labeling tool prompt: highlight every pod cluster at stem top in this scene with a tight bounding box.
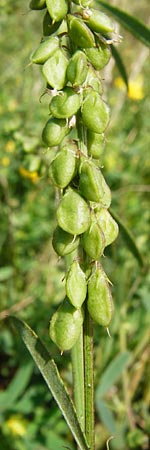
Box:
[29,0,119,352]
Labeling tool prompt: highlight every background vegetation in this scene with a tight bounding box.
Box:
[0,0,149,449]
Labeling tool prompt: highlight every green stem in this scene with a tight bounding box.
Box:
[65,251,85,434]
[71,329,85,433]
[83,301,95,450]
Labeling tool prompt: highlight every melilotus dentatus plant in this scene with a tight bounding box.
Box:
[19,0,120,448]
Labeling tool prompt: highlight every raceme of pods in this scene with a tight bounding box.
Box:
[29,0,119,351]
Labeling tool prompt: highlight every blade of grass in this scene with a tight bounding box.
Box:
[96,0,150,47]
[111,44,128,89]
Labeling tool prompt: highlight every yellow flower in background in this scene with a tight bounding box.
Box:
[1,157,10,166]
[5,414,27,436]
[114,75,144,100]
[5,140,16,153]
[19,166,39,183]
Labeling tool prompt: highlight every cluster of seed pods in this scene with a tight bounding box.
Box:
[30,0,119,351]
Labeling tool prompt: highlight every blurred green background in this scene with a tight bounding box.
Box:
[0,1,150,449]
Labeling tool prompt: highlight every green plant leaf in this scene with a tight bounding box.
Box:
[8,316,89,450]
[110,208,145,267]
[111,45,128,89]
[96,0,150,47]
[96,351,130,397]
[0,360,33,412]
[96,399,117,434]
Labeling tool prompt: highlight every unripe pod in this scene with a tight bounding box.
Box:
[49,297,84,351]
[48,145,77,188]
[87,130,105,159]
[87,267,114,327]
[46,0,68,22]
[42,117,69,147]
[96,208,119,247]
[66,261,87,308]
[50,87,81,119]
[56,187,90,235]
[84,68,102,95]
[52,226,80,256]
[81,212,105,260]
[43,11,62,36]
[30,36,59,65]
[82,8,114,34]
[42,49,68,90]
[66,51,88,87]
[67,15,95,48]
[30,0,46,10]
[81,89,109,134]
[79,158,111,206]
[72,0,92,5]
[85,44,111,71]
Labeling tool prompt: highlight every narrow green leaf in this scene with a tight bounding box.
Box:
[96,399,117,434]
[111,44,128,89]
[96,0,150,47]
[9,316,89,450]
[110,208,145,267]
[96,351,130,397]
[0,360,33,412]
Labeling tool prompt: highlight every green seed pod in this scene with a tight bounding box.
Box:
[50,87,81,119]
[66,50,88,87]
[42,49,68,90]
[79,158,111,206]
[42,117,69,147]
[82,8,114,34]
[85,44,111,71]
[87,267,114,327]
[81,212,105,260]
[56,187,90,235]
[72,0,92,6]
[30,0,46,10]
[87,130,105,159]
[43,11,62,36]
[49,297,84,351]
[49,145,77,188]
[30,36,59,65]
[81,89,109,133]
[46,0,68,22]
[96,208,119,247]
[67,15,95,48]
[84,68,102,95]
[66,261,87,308]
[52,226,80,256]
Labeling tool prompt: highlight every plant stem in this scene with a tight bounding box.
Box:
[83,301,95,450]
[71,329,85,434]
[65,251,85,433]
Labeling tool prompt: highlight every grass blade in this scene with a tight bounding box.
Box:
[111,44,128,89]
[97,0,150,47]
[96,351,130,397]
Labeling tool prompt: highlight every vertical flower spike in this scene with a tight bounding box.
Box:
[25,4,121,450]
[29,0,118,351]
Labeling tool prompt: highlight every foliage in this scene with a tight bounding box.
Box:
[0,1,150,449]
